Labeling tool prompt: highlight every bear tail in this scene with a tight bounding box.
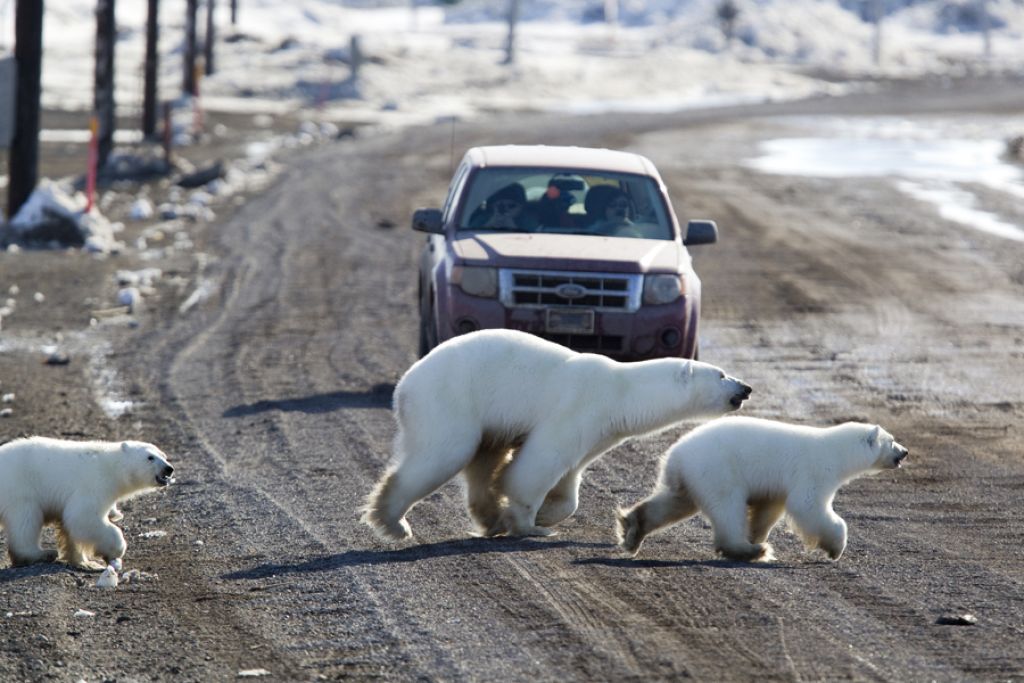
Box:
[360,470,413,542]
[615,506,644,557]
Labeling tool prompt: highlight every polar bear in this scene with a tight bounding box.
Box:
[362,329,752,541]
[616,417,908,561]
[0,437,175,570]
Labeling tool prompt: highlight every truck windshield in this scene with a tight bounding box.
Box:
[456,167,675,240]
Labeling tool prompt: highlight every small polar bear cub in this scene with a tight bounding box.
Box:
[617,417,908,562]
[0,437,175,570]
[363,329,752,541]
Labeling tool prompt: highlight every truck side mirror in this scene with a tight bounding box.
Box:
[684,219,718,246]
[412,208,444,234]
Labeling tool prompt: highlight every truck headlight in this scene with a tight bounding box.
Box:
[451,265,498,298]
[643,274,683,305]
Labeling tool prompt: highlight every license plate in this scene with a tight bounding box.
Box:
[545,308,594,334]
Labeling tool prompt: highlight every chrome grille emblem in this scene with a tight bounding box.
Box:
[554,283,587,300]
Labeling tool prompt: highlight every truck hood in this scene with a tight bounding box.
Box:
[451,232,688,274]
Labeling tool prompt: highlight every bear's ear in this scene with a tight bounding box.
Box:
[677,362,694,383]
[866,425,881,448]
[120,441,131,453]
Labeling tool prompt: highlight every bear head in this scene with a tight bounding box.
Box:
[677,360,753,419]
[120,441,175,490]
[866,425,909,470]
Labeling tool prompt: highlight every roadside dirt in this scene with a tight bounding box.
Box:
[2,77,1023,681]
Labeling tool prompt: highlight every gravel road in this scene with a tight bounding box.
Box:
[1,77,1023,682]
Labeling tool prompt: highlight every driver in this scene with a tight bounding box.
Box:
[469,183,531,229]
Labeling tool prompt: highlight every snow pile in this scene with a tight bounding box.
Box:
[4,179,124,253]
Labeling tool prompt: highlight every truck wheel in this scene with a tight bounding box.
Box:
[418,317,431,358]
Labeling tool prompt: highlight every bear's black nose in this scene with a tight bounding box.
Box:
[740,383,753,398]
[163,465,174,476]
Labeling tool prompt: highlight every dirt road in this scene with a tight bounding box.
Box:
[2,78,1023,681]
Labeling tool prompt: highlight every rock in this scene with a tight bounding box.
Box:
[117,287,142,312]
[72,609,95,618]
[936,613,977,626]
[129,198,155,221]
[44,351,71,366]
[95,566,119,589]
[237,669,271,678]
[177,161,224,189]
[138,530,167,539]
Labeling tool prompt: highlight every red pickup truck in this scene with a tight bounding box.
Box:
[412,144,718,360]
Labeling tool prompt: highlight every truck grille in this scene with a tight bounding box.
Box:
[539,333,624,352]
[499,270,642,312]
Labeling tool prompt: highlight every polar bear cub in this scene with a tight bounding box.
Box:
[363,329,752,541]
[0,437,175,570]
[617,417,908,561]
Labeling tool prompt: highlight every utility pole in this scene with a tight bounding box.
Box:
[184,0,198,95]
[204,0,215,75]
[502,0,520,65]
[7,0,43,219]
[94,0,116,169]
[979,0,992,58]
[142,0,159,137]
[870,0,883,66]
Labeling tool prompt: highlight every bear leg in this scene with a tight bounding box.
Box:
[108,504,124,523]
[748,499,786,544]
[463,444,511,533]
[535,469,582,528]
[61,503,126,571]
[363,429,481,541]
[786,501,848,560]
[491,500,556,538]
[4,508,58,566]
[707,496,772,562]
[495,430,584,537]
[616,483,699,557]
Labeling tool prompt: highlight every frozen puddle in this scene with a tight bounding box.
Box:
[746,118,1024,242]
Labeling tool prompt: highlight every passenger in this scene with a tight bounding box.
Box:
[585,186,635,235]
[467,183,532,229]
[534,180,579,228]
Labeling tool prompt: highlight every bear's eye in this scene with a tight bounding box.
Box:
[148,455,155,461]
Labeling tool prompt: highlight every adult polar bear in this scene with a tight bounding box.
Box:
[0,437,175,569]
[363,329,753,540]
[617,417,908,561]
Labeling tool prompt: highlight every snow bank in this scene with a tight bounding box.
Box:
[4,179,124,253]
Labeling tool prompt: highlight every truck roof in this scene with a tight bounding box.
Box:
[464,145,659,177]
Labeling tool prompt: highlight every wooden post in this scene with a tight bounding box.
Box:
[94,0,116,169]
[142,0,159,138]
[192,62,203,134]
[162,100,173,165]
[7,0,44,220]
[85,116,99,213]
[349,34,361,82]
[184,0,198,95]
[230,0,237,25]
[204,0,215,76]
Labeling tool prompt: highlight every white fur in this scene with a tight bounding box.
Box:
[0,437,174,570]
[362,329,752,541]
[617,416,908,561]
